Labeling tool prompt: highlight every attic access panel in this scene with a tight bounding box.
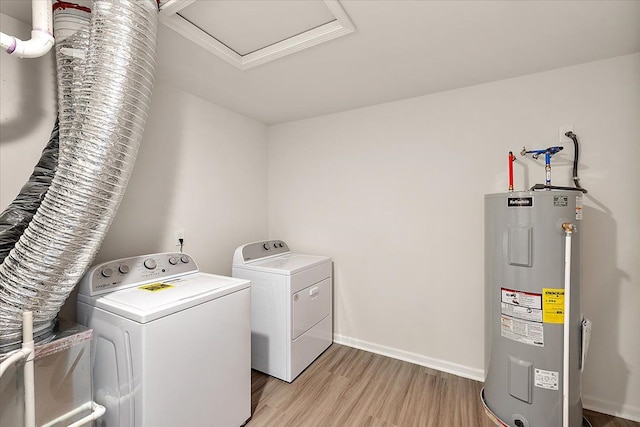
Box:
[159,0,355,70]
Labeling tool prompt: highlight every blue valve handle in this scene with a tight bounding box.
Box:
[521,146,564,187]
[523,146,563,157]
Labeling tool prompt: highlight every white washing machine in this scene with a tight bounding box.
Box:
[232,240,332,383]
[77,252,251,427]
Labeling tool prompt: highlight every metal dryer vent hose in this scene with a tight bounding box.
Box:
[0,0,158,348]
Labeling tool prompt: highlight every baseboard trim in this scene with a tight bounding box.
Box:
[333,334,640,423]
[333,333,484,382]
[583,395,640,423]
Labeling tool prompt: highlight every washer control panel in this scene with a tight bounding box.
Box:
[235,240,290,263]
[78,252,199,296]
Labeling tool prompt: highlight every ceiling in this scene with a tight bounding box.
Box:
[1,1,639,125]
[158,0,355,70]
[175,1,337,56]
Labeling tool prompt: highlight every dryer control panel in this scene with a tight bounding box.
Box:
[78,252,199,296]
[233,240,290,263]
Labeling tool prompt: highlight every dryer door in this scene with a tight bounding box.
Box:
[292,278,331,340]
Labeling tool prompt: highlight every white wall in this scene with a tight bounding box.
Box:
[57,80,269,320]
[267,54,640,421]
[94,80,268,273]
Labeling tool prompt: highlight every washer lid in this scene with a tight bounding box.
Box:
[235,253,330,275]
[85,272,249,323]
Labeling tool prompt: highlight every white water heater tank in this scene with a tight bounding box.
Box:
[483,190,586,427]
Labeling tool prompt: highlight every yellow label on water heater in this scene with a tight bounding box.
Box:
[543,288,565,324]
[139,283,174,292]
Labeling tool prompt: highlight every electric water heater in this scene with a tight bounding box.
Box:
[483,190,589,427]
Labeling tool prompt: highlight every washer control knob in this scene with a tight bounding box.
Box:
[118,264,130,274]
[101,268,113,278]
[180,255,190,264]
[263,243,270,250]
[144,258,157,270]
[169,257,178,265]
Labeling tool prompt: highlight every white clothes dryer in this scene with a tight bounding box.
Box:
[232,240,332,382]
[77,252,251,427]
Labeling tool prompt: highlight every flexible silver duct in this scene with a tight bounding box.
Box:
[0,121,59,267]
[0,0,158,348]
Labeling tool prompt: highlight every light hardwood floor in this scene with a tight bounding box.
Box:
[247,344,639,427]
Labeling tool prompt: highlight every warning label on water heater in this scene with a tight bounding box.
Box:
[576,195,584,221]
[500,288,544,347]
[501,315,544,347]
[501,288,542,322]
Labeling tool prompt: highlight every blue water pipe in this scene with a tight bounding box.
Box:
[520,146,563,187]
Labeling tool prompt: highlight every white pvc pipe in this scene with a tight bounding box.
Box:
[42,401,106,427]
[562,224,574,427]
[66,402,107,427]
[41,402,91,427]
[0,348,29,377]
[0,0,54,58]
[23,311,36,427]
[0,312,37,427]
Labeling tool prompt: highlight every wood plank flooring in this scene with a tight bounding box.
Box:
[247,344,639,427]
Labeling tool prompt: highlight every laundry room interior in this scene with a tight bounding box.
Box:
[0,0,639,426]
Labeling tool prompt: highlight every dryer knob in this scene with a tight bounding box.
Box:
[144,258,157,270]
[169,257,178,265]
[101,268,113,278]
[118,264,130,274]
[180,255,190,264]
[263,243,270,250]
